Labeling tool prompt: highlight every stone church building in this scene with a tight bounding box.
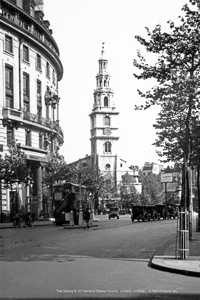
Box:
[68,45,141,208]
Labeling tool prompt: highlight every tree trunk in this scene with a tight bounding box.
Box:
[197,162,200,231]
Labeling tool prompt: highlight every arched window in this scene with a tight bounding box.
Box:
[105,116,110,126]
[105,141,111,153]
[104,96,108,107]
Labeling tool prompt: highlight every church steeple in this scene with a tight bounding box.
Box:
[89,44,119,169]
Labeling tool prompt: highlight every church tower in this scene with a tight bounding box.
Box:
[90,44,120,184]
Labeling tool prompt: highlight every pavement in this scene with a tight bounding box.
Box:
[150,217,200,277]
[0,217,200,277]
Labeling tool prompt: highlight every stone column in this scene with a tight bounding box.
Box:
[51,105,53,121]
[57,102,59,121]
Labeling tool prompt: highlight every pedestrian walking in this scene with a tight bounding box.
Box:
[83,208,90,229]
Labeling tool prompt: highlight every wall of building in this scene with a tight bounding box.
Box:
[0,0,64,221]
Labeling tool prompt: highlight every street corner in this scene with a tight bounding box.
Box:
[150,255,200,277]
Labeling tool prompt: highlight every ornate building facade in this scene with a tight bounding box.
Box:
[0,0,64,221]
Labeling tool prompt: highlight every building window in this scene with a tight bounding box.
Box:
[105,164,111,170]
[7,128,14,146]
[23,73,30,112]
[46,61,50,77]
[36,54,41,70]
[37,80,42,104]
[37,80,42,119]
[5,35,13,53]
[104,141,111,153]
[91,117,95,128]
[104,97,108,107]
[23,45,29,62]
[39,133,43,149]
[5,65,13,108]
[46,104,49,119]
[50,138,54,152]
[105,116,110,126]
[52,69,55,84]
[25,129,31,146]
[30,3,35,17]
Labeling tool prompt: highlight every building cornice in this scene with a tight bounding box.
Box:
[89,111,119,116]
[90,136,119,141]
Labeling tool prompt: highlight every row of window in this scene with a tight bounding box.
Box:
[5,64,53,120]
[91,115,111,128]
[94,96,109,107]
[7,127,56,151]
[5,35,55,81]
[97,79,110,88]
[92,141,112,154]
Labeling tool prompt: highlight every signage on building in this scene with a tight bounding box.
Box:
[167,183,178,192]
[76,194,86,201]
[161,173,173,183]
[26,154,48,163]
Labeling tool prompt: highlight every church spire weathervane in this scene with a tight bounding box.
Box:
[101,42,105,57]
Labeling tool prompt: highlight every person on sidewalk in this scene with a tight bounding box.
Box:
[83,208,90,229]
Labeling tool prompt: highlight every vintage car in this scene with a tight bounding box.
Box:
[131,205,149,222]
[109,207,119,219]
[166,204,179,219]
[156,204,168,219]
[146,205,160,220]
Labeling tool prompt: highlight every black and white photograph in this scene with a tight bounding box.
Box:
[0,0,200,299]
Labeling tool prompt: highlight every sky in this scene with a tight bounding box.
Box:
[44,0,187,168]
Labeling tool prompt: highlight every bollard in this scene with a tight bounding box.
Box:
[70,210,74,227]
[79,210,83,226]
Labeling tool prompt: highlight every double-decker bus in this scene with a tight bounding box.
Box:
[53,182,87,226]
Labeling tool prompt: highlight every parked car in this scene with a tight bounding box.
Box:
[146,205,160,220]
[131,205,149,222]
[166,204,179,219]
[109,207,119,219]
[119,209,126,215]
[156,204,168,219]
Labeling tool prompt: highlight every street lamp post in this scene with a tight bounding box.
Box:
[78,182,83,225]
[26,175,34,213]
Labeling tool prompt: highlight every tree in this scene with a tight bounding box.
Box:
[139,172,164,205]
[120,173,140,208]
[0,142,29,187]
[133,0,200,209]
[68,162,109,211]
[43,152,71,186]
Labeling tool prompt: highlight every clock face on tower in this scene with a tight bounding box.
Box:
[104,127,112,135]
